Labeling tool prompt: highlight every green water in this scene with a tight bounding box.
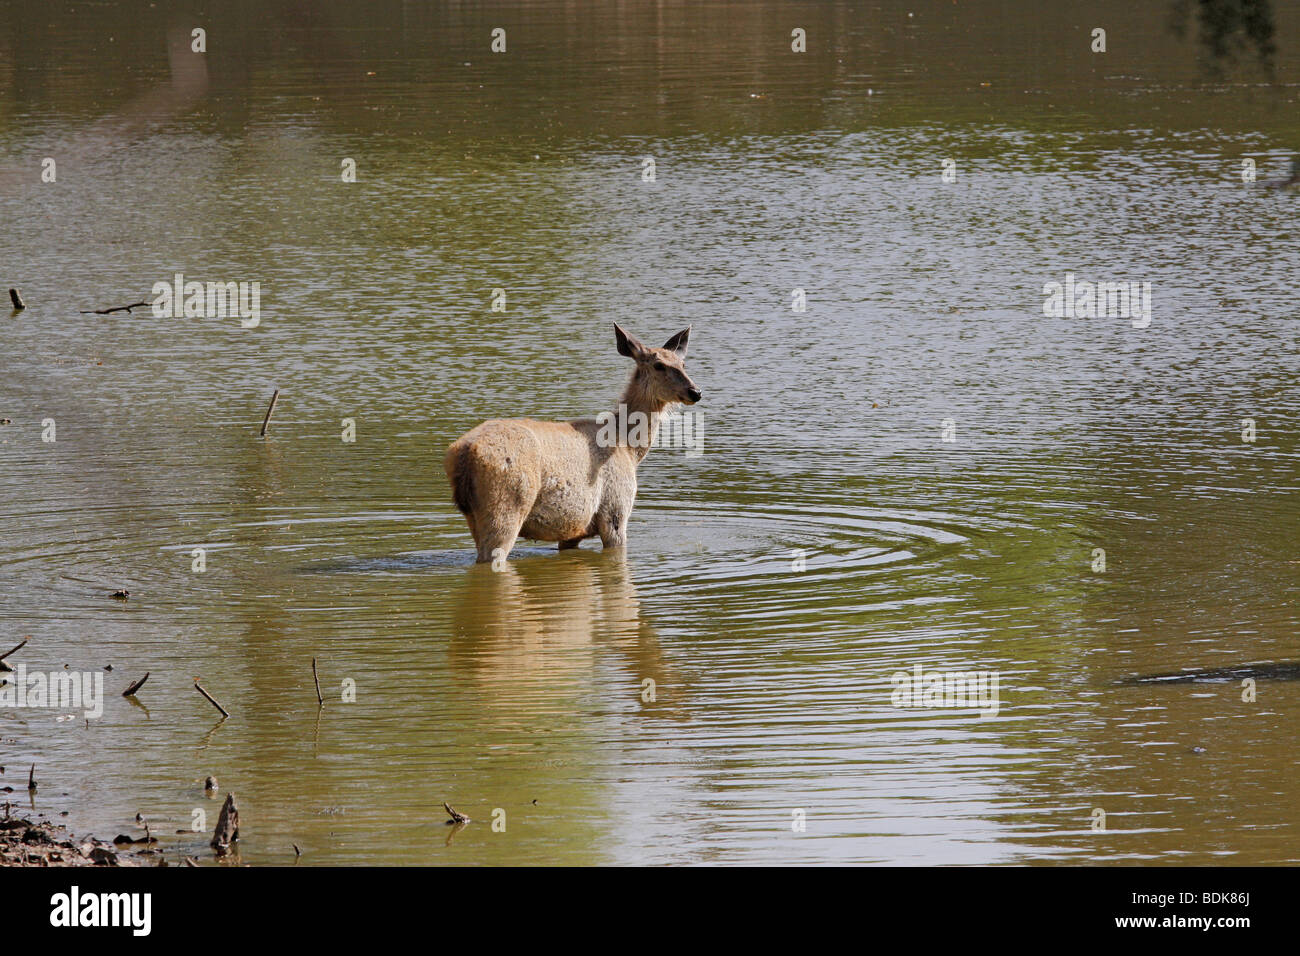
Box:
[0,0,1298,864]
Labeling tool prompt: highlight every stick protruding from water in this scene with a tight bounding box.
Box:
[211,792,239,851]
[122,672,150,698]
[8,288,24,310]
[0,638,26,672]
[260,388,280,437]
[194,678,230,718]
[312,657,324,706]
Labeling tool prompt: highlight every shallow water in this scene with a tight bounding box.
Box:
[1,0,1299,865]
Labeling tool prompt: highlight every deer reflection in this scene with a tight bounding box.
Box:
[448,550,676,714]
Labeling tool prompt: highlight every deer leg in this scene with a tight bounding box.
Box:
[474,511,525,565]
[596,513,627,550]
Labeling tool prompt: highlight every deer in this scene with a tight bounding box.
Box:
[445,323,702,564]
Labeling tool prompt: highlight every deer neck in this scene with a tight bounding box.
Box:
[615,370,668,465]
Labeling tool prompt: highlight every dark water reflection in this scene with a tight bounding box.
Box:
[1169,0,1277,77]
[0,0,1298,864]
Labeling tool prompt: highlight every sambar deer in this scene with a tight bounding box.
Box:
[445,323,702,563]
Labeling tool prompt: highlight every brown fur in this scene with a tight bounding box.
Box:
[445,324,701,563]
[450,443,476,515]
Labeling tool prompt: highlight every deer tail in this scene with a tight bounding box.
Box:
[449,442,476,515]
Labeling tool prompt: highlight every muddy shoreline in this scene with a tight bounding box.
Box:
[1,810,167,867]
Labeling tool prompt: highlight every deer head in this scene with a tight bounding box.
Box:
[614,323,702,406]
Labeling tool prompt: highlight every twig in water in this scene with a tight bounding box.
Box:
[443,802,471,825]
[122,672,150,698]
[259,389,280,437]
[27,764,36,793]
[8,288,24,310]
[79,301,150,315]
[193,678,230,718]
[312,657,324,706]
[0,638,26,672]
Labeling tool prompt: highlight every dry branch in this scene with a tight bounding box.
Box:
[0,638,26,673]
[79,302,150,315]
[259,389,280,437]
[193,679,230,718]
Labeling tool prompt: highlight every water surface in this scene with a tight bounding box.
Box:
[1,0,1298,865]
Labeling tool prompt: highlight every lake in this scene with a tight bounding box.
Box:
[0,0,1298,865]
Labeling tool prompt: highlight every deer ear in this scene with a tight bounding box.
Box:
[662,325,691,359]
[614,323,649,360]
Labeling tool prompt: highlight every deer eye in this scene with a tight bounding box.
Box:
[653,361,666,371]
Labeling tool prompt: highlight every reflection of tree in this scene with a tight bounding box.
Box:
[1169,0,1277,77]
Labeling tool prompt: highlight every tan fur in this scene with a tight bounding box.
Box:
[446,324,701,563]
